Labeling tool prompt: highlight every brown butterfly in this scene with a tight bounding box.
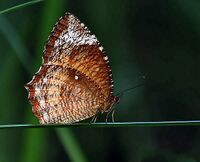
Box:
[25,12,119,124]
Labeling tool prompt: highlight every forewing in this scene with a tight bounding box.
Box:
[43,13,113,98]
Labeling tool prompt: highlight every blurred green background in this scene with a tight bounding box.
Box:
[1,0,200,161]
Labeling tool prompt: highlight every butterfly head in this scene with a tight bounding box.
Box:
[114,96,120,105]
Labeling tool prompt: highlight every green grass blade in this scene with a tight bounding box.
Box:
[0,15,31,73]
[56,128,88,162]
[1,121,200,129]
[0,0,44,15]
[20,129,47,162]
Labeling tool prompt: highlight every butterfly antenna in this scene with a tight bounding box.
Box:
[116,83,144,98]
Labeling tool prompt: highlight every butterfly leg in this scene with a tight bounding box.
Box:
[105,107,115,123]
[90,113,98,123]
[105,112,110,123]
[111,109,115,122]
[93,115,98,123]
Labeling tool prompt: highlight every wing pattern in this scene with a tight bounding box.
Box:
[25,13,118,124]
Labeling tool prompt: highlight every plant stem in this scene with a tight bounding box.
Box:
[0,0,44,15]
[1,120,200,129]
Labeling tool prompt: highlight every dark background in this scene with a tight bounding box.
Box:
[0,0,200,161]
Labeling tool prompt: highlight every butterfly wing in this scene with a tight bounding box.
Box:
[25,13,117,124]
[43,13,113,97]
[26,64,106,124]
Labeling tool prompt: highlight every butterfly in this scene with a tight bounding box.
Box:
[25,12,119,124]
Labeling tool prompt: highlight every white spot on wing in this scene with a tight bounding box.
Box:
[43,77,48,83]
[35,88,41,95]
[75,75,79,80]
[80,23,84,27]
[99,46,103,51]
[43,112,49,123]
[104,56,108,61]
